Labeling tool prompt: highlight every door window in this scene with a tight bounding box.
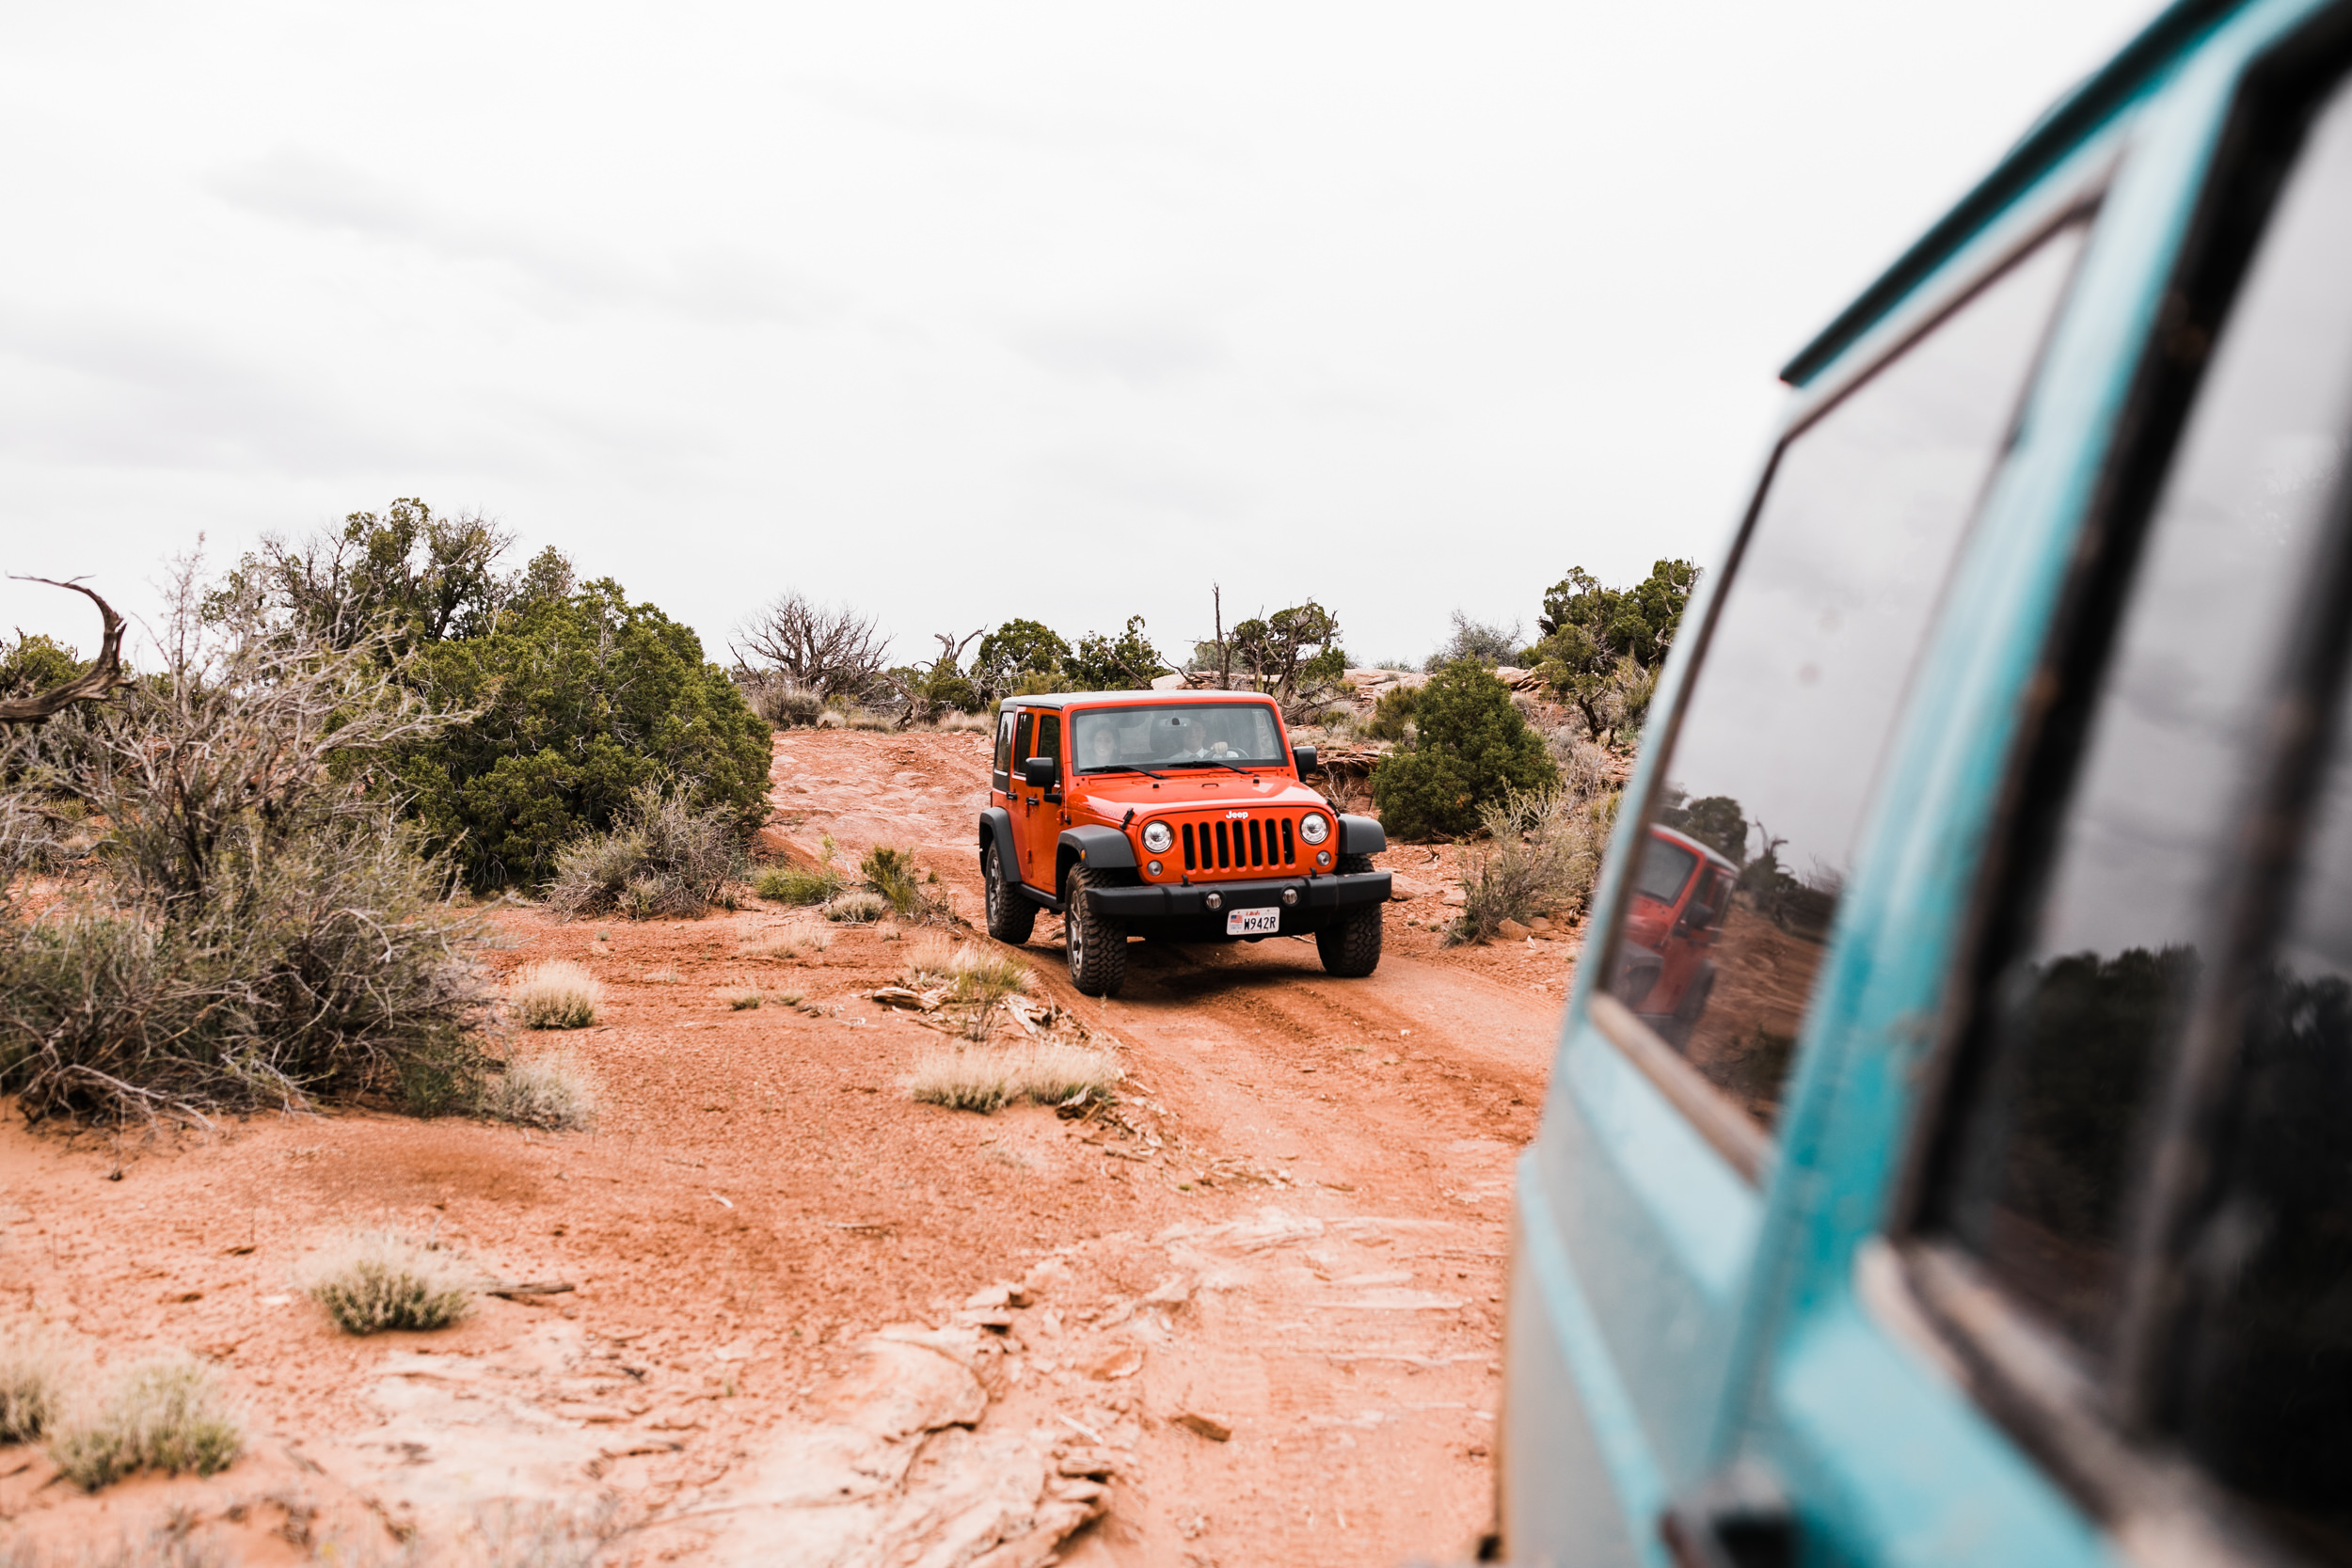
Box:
[993,708,1016,792]
[1035,713,1062,782]
[1012,710,1034,783]
[1932,71,2352,1368]
[1600,220,2088,1130]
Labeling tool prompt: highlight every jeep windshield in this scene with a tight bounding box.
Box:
[1631,833,1699,906]
[1071,703,1285,773]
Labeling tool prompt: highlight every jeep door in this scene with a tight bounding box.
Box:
[1009,709,1063,890]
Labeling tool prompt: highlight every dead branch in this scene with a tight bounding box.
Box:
[0,578,131,723]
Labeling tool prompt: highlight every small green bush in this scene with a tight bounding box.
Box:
[1364,684,1420,741]
[306,1232,474,1335]
[1371,661,1558,840]
[860,846,926,913]
[49,1359,243,1490]
[755,863,844,905]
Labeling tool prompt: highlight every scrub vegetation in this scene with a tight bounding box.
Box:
[47,1359,243,1490]
[305,1231,476,1335]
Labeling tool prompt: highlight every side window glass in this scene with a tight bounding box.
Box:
[1934,74,2352,1366]
[1036,715,1062,775]
[1013,711,1034,776]
[1602,222,2088,1130]
[993,709,1015,791]
[2183,643,2352,1557]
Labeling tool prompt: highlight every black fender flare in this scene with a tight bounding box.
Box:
[1057,826,1137,895]
[978,807,1018,879]
[1338,814,1387,856]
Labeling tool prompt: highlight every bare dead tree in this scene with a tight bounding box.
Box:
[0,578,131,724]
[731,591,892,702]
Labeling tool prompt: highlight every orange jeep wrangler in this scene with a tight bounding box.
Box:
[977,690,1391,995]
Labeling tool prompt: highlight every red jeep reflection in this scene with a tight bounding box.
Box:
[1611,824,1739,1046]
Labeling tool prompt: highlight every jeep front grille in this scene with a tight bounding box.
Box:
[1179,815,1298,874]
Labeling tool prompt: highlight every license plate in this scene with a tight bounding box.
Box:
[1226,907,1280,936]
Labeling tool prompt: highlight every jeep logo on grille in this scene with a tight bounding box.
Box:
[1225,810,1250,819]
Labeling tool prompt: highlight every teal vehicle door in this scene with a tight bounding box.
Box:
[1503,1,2352,1563]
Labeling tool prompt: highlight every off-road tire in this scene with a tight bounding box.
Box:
[983,842,1037,945]
[1316,853,1384,977]
[1064,866,1130,997]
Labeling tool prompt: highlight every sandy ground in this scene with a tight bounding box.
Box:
[0,729,1582,1566]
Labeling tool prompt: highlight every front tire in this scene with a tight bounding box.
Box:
[1316,853,1384,977]
[1064,866,1129,997]
[983,842,1037,945]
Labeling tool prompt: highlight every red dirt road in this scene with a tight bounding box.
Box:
[0,730,1581,1566]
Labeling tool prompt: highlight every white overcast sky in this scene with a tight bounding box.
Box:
[0,0,2159,673]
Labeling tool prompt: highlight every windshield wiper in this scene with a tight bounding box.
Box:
[1087,764,1169,780]
[1169,760,1257,778]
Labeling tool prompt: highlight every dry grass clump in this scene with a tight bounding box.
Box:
[727,986,763,1010]
[506,959,602,1029]
[47,1359,243,1490]
[903,1040,1120,1114]
[902,937,1032,1006]
[756,915,834,958]
[825,889,889,924]
[900,930,956,978]
[1451,784,1610,945]
[481,1053,600,1131]
[305,1230,474,1336]
[754,863,845,906]
[0,1321,71,1444]
[546,785,746,922]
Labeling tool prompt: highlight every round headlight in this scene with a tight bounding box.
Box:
[1141,820,1174,854]
[1299,813,1330,845]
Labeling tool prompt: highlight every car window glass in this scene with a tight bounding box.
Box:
[1036,714,1062,772]
[2177,642,2352,1562]
[1602,223,2087,1128]
[1938,79,2352,1361]
[1073,703,1284,771]
[1013,711,1034,776]
[993,709,1015,790]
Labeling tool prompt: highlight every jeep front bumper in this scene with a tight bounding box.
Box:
[1082,869,1391,920]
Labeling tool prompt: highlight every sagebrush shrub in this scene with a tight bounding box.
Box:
[48,1359,243,1490]
[507,960,603,1029]
[1370,660,1557,841]
[0,608,491,1121]
[547,785,746,921]
[306,1232,474,1335]
[1451,786,1610,944]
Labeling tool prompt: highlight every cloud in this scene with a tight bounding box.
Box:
[206,150,830,327]
[1010,310,1227,387]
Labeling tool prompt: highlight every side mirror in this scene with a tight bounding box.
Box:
[1291,745,1318,777]
[1022,756,1058,789]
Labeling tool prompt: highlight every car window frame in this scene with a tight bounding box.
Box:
[1587,198,2102,1187]
[1881,11,2352,1559]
